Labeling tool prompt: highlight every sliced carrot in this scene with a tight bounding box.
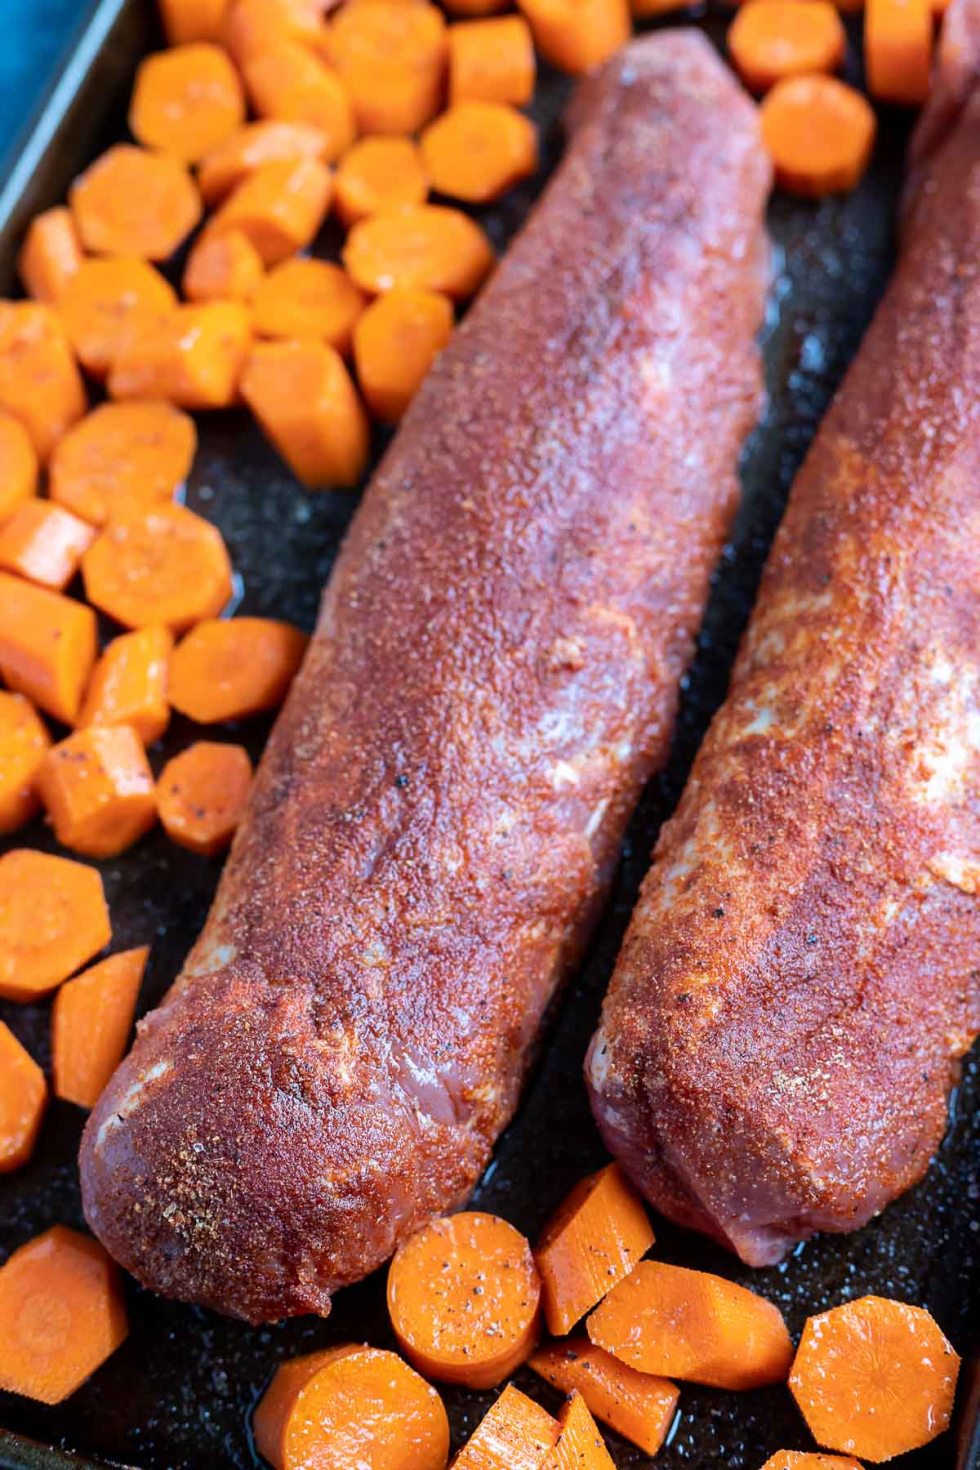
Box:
[0,850,110,1003]
[0,501,96,593]
[0,693,50,835]
[535,1164,655,1337]
[108,302,252,409]
[241,339,369,488]
[253,1347,362,1470]
[865,0,933,104]
[0,412,39,522]
[79,627,173,745]
[0,574,97,724]
[242,43,355,163]
[130,43,245,164]
[58,257,177,379]
[169,617,308,722]
[223,0,324,64]
[0,1023,46,1173]
[334,137,429,227]
[252,258,366,351]
[209,157,334,266]
[37,725,157,859]
[387,1212,542,1389]
[198,120,331,206]
[453,1384,559,1470]
[421,101,536,203]
[50,400,196,526]
[449,17,536,106]
[353,287,453,422]
[0,303,86,462]
[587,1261,794,1391]
[274,1346,449,1470]
[159,0,232,44]
[344,205,493,300]
[728,0,847,92]
[183,230,264,305]
[82,504,233,632]
[789,1296,960,1462]
[0,1227,127,1404]
[70,144,202,261]
[157,741,253,855]
[760,75,876,197]
[18,208,83,304]
[530,1340,678,1457]
[515,0,630,74]
[51,947,148,1109]
[327,1,448,135]
[761,1456,865,1470]
[543,1392,615,1470]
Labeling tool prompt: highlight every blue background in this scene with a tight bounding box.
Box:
[0,0,90,173]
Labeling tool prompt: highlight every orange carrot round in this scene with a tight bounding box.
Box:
[515,0,630,75]
[82,503,233,632]
[52,947,149,1109]
[448,16,536,106]
[0,501,95,592]
[530,1339,679,1457]
[157,741,253,855]
[169,617,308,722]
[344,205,493,300]
[79,626,174,745]
[58,256,177,379]
[159,0,232,45]
[130,43,245,164]
[327,1,448,135]
[49,400,197,526]
[252,258,366,351]
[223,0,324,64]
[760,75,876,197]
[353,287,453,422]
[0,1022,47,1173]
[38,725,157,859]
[789,1296,960,1462]
[0,1227,128,1404]
[198,121,331,206]
[334,137,429,227]
[0,692,50,835]
[253,1347,362,1469]
[865,0,933,105]
[761,1456,864,1470]
[107,301,251,410]
[421,102,537,203]
[728,0,847,93]
[241,339,370,488]
[0,573,97,725]
[242,42,356,162]
[0,411,39,523]
[209,156,334,266]
[454,1384,558,1470]
[70,145,202,261]
[18,207,83,304]
[182,229,265,303]
[387,1212,542,1389]
[0,849,110,1003]
[0,303,87,463]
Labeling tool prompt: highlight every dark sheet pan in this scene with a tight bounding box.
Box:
[0,2,977,1465]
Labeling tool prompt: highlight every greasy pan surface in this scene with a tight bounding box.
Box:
[0,1,977,1466]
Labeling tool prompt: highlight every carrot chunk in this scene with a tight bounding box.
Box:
[0,303,86,462]
[543,1392,615,1470]
[0,501,96,592]
[241,339,369,488]
[0,574,97,724]
[157,741,253,855]
[0,1227,127,1404]
[242,43,355,163]
[327,1,448,134]
[108,302,252,409]
[421,102,537,203]
[587,1261,794,1391]
[789,1296,960,1462]
[515,0,630,74]
[198,120,331,206]
[0,412,39,523]
[761,1456,864,1469]
[169,617,308,722]
[252,259,364,352]
[58,257,177,380]
[50,400,197,526]
[387,1212,542,1389]
[530,1339,678,1457]
[70,145,202,261]
[760,75,876,197]
[0,693,50,835]
[344,205,493,301]
[79,627,173,745]
[18,208,83,304]
[223,0,324,64]
[865,0,933,104]
[353,287,452,423]
[183,230,265,304]
[159,0,232,44]
[0,850,110,1003]
[38,725,156,859]
[453,1384,559,1470]
[130,43,245,164]
[52,947,148,1109]
[209,158,334,267]
[82,504,233,632]
[728,0,846,92]
[535,1164,655,1337]
[334,138,429,227]
[0,1024,46,1173]
[253,1347,362,1469]
[449,17,536,105]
